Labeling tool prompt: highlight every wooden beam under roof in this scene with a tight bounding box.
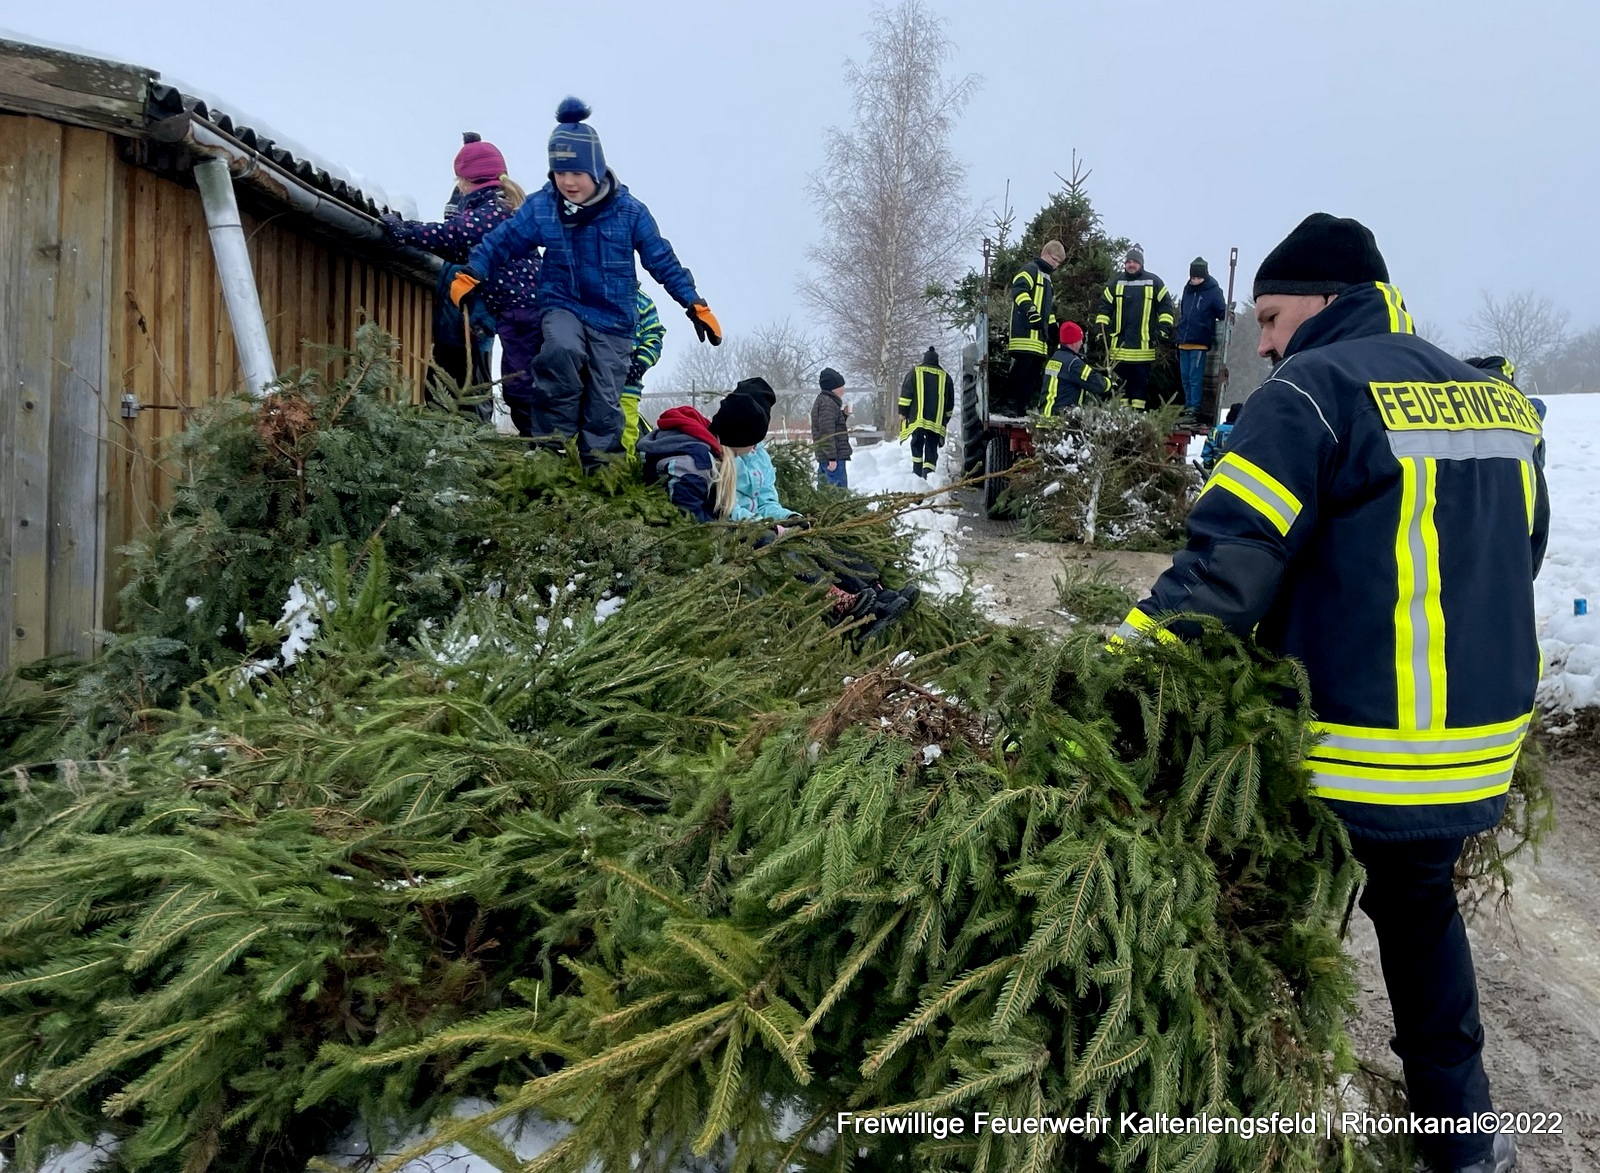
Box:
[0,37,155,135]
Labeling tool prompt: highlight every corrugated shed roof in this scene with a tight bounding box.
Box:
[144,82,399,217]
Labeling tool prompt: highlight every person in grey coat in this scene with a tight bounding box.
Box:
[811,367,853,487]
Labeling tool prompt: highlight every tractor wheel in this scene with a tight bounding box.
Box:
[960,370,986,477]
[983,434,1016,519]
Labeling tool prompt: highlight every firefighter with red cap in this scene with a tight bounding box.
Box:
[1039,321,1113,416]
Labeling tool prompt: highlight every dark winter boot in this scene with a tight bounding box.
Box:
[857,591,913,641]
[824,585,877,628]
[875,583,922,612]
[1447,1133,1517,1173]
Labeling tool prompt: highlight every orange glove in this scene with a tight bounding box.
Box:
[688,301,722,346]
[448,268,481,307]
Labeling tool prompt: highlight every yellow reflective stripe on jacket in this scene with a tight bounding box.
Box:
[1041,359,1061,415]
[1155,284,1174,327]
[1139,286,1153,349]
[1393,456,1446,731]
[1368,381,1541,436]
[1308,714,1527,805]
[1521,460,1536,534]
[1376,282,1415,334]
[1198,452,1303,536]
[1111,607,1180,646]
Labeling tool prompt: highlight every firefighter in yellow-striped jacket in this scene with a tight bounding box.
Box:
[1039,322,1112,415]
[898,348,954,478]
[1116,215,1544,1173]
[1003,241,1065,415]
[1094,246,1175,410]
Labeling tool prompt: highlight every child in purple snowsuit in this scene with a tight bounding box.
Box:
[384,136,542,428]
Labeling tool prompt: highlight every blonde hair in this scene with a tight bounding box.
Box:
[497,175,527,211]
[711,449,739,519]
[1041,239,1066,264]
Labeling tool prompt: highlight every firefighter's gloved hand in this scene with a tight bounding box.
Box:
[443,264,482,307]
[688,302,722,346]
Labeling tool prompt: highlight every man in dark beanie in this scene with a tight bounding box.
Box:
[898,348,955,478]
[811,367,853,488]
[1116,212,1545,1173]
[1175,257,1228,422]
[1094,245,1176,410]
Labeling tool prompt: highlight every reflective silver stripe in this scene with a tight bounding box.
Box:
[1212,461,1299,533]
[1114,621,1141,641]
[1314,722,1528,756]
[1387,431,1538,462]
[1311,763,1515,798]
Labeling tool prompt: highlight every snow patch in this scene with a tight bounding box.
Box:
[1535,394,1600,715]
[845,437,966,597]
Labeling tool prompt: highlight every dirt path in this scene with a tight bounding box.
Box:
[954,510,1600,1170]
[953,505,1171,631]
[1343,744,1600,1172]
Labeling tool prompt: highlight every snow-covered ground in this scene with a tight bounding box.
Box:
[1533,393,1599,717]
[844,437,967,597]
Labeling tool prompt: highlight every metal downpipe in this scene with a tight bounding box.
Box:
[193,158,277,397]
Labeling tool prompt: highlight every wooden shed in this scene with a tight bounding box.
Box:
[0,37,441,673]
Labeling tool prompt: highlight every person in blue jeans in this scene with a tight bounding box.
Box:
[1175,257,1228,420]
[448,98,722,466]
[811,368,852,487]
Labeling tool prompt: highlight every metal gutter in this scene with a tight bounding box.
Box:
[148,108,444,287]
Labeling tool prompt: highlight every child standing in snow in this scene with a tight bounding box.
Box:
[637,378,918,639]
[450,98,722,466]
[383,134,541,426]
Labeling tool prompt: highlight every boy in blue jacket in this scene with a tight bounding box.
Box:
[448,98,722,466]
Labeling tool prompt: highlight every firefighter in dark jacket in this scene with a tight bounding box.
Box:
[1094,246,1175,410]
[898,348,954,478]
[1039,321,1112,415]
[1466,355,1544,469]
[1004,241,1065,415]
[1116,214,1543,1173]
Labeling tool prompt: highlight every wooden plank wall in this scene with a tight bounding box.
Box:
[0,111,434,673]
[0,115,113,674]
[103,156,436,631]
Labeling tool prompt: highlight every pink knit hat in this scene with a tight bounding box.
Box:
[454,139,507,189]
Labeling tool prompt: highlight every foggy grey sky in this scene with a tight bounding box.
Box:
[7,0,1598,381]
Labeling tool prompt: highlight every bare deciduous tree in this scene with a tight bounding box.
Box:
[1467,290,1569,385]
[1537,323,1600,395]
[655,320,830,397]
[799,0,981,426]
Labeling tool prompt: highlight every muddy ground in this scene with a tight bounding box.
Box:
[954,512,1600,1171]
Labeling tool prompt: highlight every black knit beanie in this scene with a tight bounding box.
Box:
[710,377,774,447]
[1190,256,1208,279]
[1253,213,1388,297]
[818,367,845,392]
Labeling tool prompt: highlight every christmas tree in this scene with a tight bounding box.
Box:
[0,329,1542,1173]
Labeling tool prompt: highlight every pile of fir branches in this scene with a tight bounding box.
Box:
[0,328,1539,1173]
[1008,404,1201,550]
